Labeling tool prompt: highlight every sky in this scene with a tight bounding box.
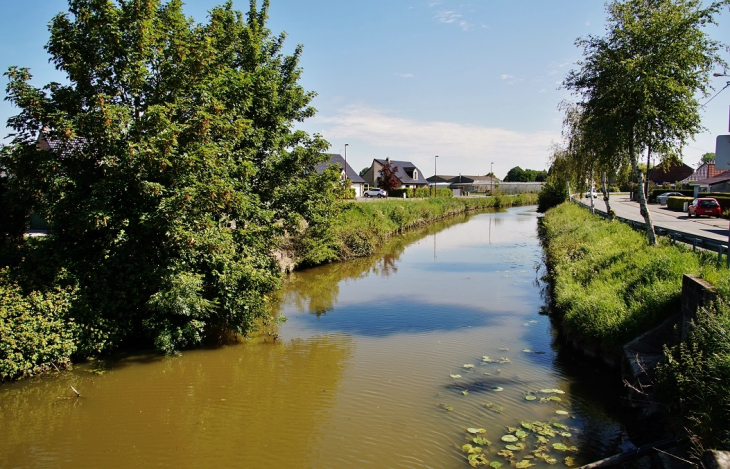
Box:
[1,1,729,180]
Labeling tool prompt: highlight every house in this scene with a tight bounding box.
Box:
[315,153,367,197]
[647,160,694,185]
[681,161,728,184]
[426,174,501,195]
[361,158,429,190]
[688,171,730,195]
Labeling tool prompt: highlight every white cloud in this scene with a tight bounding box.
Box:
[395,72,414,78]
[311,106,556,175]
[434,10,461,24]
[500,74,514,80]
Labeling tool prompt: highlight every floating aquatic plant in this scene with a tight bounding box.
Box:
[501,435,518,443]
[515,460,535,468]
[464,364,475,369]
[450,374,462,379]
[491,386,504,392]
[467,428,487,434]
[525,395,536,401]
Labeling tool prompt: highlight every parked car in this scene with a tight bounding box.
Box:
[656,192,684,205]
[584,190,599,198]
[687,197,721,218]
[363,188,387,198]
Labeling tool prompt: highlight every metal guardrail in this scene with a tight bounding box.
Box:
[575,200,730,267]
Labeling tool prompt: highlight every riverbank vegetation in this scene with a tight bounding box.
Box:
[541,202,730,453]
[306,193,538,265]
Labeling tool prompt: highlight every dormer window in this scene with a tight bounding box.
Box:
[413,169,418,180]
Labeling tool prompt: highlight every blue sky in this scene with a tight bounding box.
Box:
[1,1,729,179]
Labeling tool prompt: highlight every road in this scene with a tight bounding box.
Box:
[578,194,730,243]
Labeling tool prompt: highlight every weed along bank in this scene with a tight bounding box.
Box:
[539,202,730,463]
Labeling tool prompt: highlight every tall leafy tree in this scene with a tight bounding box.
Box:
[2,0,337,353]
[564,0,728,245]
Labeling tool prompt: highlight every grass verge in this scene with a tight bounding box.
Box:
[540,202,730,453]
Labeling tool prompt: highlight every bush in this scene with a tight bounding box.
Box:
[0,270,78,381]
[537,177,569,213]
[667,196,693,211]
[656,300,730,453]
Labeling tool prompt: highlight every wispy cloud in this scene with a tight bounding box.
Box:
[395,72,414,78]
[434,10,461,24]
[311,106,556,174]
[500,74,514,80]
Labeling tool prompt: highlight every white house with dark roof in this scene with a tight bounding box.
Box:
[361,158,429,190]
[315,153,367,197]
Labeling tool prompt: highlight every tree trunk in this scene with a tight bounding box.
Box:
[589,173,595,215]
[631,141,657,245]
[644,144,651,198]
[601,171,614,219]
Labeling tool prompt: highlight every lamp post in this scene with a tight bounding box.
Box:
[344,144,349,182]
[434,155,439,197]
[490,162,494,195]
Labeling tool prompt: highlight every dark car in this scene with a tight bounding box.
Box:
[363,188,387,198]
[688,197,721,218]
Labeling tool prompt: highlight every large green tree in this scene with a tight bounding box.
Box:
[2,0,338,353]
[564,0,727,245]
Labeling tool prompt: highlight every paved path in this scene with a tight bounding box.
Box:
[578,195,730,243]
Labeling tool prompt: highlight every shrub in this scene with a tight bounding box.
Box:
[0,270,78,381]
[537,177,569,213]
[656,300,730,453]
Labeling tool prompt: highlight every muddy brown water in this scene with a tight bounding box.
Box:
[1,207,635,468]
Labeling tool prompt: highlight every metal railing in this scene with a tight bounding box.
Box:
[576,201,730,267]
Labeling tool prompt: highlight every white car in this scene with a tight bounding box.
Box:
[363,188,387,198]
[584,190,599,198]
[656,192,683,205]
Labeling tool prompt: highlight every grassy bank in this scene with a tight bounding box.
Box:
[296,193,538,267]
[540,202,730,453]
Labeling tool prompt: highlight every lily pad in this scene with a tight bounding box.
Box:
[515,430,528,439]
[462,390,469,396]
[515,460,535,468]
[546,457,558,464]
[491,386,504,392]
[501,435,519,443]
[521,421,534,430]
[565,456,576,467]
[549,396,562,402]
[498,358,511,364]
[560,432,572,437]
[450,374,462,379]
[552,443,567,451]
[505,445,520,451]
[555,410,569,415]
[473,436,490,446]
[464,364,475,369]
[552,423,568,430]
[497,450,514,458]
[490,462,503,468]
[539,388,561,394]
[525,395,537,401]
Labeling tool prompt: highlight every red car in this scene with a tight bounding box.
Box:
[688,197,721,218]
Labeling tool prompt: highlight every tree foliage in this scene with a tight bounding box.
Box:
[377,160,401,192]
[563,0,728,244]
[1,0,338,354]
[503,166,547,182]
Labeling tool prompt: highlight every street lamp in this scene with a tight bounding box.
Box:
[344,143,349,182]
[490,162,494,194]
[434,155,439,197]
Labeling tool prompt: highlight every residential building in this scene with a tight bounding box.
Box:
[315,153,367,197]
[361,158,429,189]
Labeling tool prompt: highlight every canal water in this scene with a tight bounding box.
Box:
[0,206,634,468]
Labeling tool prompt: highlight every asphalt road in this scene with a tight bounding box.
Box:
[579,195,729,243]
